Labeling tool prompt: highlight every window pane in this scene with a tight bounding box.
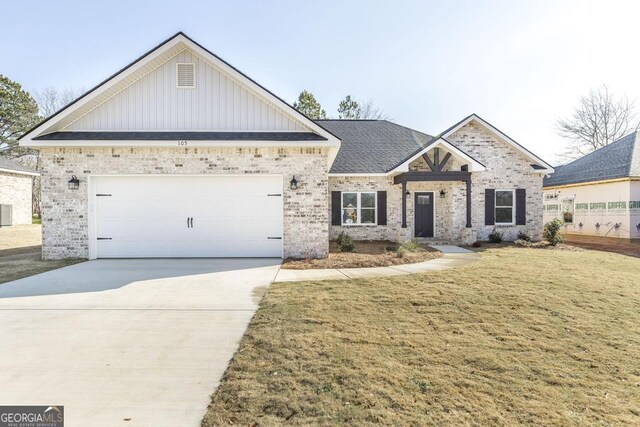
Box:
[495,207,513,223]
[342,193,357,208]
[417,194,431,205]
[343,209,357,224]
[361,192,375,208]
[361,208,375,224]
[496,191,513,207]
[562,199,574,224]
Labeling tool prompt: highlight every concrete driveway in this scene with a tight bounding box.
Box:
[0,258,281,426]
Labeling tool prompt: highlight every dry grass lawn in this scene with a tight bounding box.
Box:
[0,224,82,284]
[203,247,640,426]
[282,240,441,269]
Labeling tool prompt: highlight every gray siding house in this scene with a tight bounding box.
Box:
[19,33,553,259]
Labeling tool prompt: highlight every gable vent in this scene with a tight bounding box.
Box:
[176,63,196,89]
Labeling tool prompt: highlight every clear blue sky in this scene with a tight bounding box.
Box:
[2,0,639,164]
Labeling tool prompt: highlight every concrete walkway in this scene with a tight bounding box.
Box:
[274,246,480,282]
[0,258,280,426]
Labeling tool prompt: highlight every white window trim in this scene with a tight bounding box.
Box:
[341,192,377,226]
[495,189,515,225]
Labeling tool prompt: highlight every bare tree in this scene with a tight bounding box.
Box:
[33,87,84,118]
[557,85,640,160]
[337,95,390,120]
[27,87,83,215]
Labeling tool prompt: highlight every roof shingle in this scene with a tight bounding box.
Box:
[543,132,639,187]
[316,120,435,174]
[0,156,38,175]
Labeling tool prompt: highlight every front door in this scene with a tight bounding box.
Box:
[414,192,434,238]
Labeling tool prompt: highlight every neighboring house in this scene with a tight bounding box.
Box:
[19,33,553,260]
[0,157,38,226]
[543,132,640,242]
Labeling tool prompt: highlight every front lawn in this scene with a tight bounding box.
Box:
[203,247,640,426]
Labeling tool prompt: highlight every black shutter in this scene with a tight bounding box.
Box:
[377,191,387,225]
[515,189,526,225]
[485,189,495,225]
[331,191,342,225]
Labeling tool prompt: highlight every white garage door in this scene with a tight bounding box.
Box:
[91,175,283,258]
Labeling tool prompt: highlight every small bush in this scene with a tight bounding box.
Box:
[338,233,355,252]
[517,230,532,241]
[543,218,564,246]
[396,246,408,258]
[399,239,420,252]
[336,231,347,246]
[472,241,482,248]
[488,228,503,243]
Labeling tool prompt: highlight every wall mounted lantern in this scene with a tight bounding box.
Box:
[578,222,583,228]
[289,176,298,191]
[68,175,80,190]
[405,190,410,198]
[595,223,600,229]
[439,189,446,198]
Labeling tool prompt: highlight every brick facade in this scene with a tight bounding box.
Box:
[329,122,545,243]
[0,172,33,225]
[38,146,329,259]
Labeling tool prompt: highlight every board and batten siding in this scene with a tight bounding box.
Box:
[65,50,307,132]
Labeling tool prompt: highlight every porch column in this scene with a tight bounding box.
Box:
[401,181,407,228]
[465,178,472,228]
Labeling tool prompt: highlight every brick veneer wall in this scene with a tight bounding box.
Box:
[38,146,329,259]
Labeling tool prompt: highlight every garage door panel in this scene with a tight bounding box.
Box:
[93,176,283,258]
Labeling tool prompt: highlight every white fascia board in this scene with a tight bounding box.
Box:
[392,139,486,173]
[19,34,342,156]
[443,114,554,172]
[21,140,341,148]
[0,168,39,176]
[19,39,184,144]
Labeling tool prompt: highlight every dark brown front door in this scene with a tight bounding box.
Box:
[414,192,434,238]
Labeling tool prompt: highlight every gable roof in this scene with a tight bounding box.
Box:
[0,156,39,176]
[543,132,640,187]
[441,113,554,173]
[319,120,436,174]
[19,32,340,149]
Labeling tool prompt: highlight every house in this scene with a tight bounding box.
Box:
[19,33,553,260]
[543,132,640,242]
[0,157,38,226]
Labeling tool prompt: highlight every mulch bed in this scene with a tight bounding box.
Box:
[281,240,442,270]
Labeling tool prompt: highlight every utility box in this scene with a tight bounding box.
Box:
[0,204,13,227]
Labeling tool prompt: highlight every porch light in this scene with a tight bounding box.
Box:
[439,189,446,198]
[405,190,410,198]
[68,175,80,190]
[290,176,298,190]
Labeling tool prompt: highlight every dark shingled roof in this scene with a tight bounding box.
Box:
[544,132,640,187]
[316,120,435,173]
[0,156,37,175]
[34,131,326,141]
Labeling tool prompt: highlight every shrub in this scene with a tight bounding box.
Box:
[396,246,407,258]
[472,241,482,248]
[336,231,346,246]
[399,239,420,252]
[338,233,355,252]
[543,218,564,246]
[517,230,532,241]
[488,228,503,243]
